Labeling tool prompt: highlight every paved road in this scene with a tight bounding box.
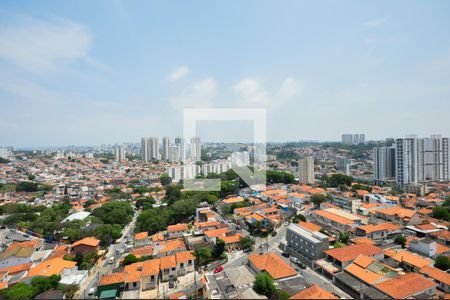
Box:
[76,211,139,299]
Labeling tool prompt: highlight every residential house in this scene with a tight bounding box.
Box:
[312,208,362,233]
[160,255,177,282]
[25,257,77,281]
[420,266,450,293]
[204,228,229,244]
[0,240,42,268]
[175,251,195,276]
[355,222,402,240]
[374,273,437,299]
[124,258,160,290]
[167,223,189,239]
[384,249,433,272]
[134,232,150,248]
[71,237,100,255]
[289,284,338,299]
[322,244,384,269]
[372,206,422,226]
[248,252,297,280]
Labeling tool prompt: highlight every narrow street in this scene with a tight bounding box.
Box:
[75,211,139,299]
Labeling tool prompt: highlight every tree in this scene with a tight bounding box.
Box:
[194,247,212,266]
[0,283,35,300]
[394,235,407,248]
[432,206,450,221]
[239,236,254,250]
[27,174,36,181]
[214,239,226,258]
[123,254,139,266]
[16,181,38,192]
[292,214,306,223]
[253,272,276,297]
[30,275,60,295]
[311,193,327,208]
[160,174,172,186]
[434,255,450,271]
[339,232,350,244]
[272,289,290,300]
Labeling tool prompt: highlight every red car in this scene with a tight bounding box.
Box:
[213,266,223,273]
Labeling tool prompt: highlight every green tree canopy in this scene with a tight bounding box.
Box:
[194,247,212,266]
[123,254,139,266]
[432,206,450,221]
[253,272,276,297]
[394,235,407,248]
[434,255,450,271]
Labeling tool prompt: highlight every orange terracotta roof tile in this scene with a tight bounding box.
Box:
[159,239,186,253]
[289,284,338,299]
[248,252,297,279]
[356,222,401,234]
[220,234,241,244]
[27,258,76,278]
[436,243,450,255]
[352,237,376,245]
[420,265,450,286]
[315,210,354,225]
[135,232,148,240]
[131,246,154,258]
[169,291,186,299]
[99,272,126,286]
[167,223,188,232]
[374,273,437,299]
[0,262,32,275]
[222,196,244,204]
[324,244,383,262]
[345,263,383,284]
[175,251,194,263]
[72,237,100,248]
[204,228,229,238]
[298,221,321,232]
[160,255,176,269]
[388,250,433,268]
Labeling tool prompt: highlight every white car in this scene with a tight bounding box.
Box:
[108,257,115,264]
[88,288,96,296]
[290,257,299,264]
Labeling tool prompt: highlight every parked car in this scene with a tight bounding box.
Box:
[298,262,307,269]
[88,288,96,296]
[213,266,223,273]
[271,231,277,236]
[290,257,299,264]
[281,252,290,258]
[108,257,115,264]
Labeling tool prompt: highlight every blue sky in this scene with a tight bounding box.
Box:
[1,1,449,146]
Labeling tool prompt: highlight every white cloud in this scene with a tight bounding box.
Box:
[168,66,190,81]
[232,77,304,108]
[169,77,217,108]
[364,16,390,28]
[0,17,95,73]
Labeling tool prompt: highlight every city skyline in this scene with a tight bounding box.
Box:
[1,1,450,146]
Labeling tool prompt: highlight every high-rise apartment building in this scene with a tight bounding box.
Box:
[190,136,201,162]
[141,137,160,162]
[396,135,449,187]
[230,151,250,167]
[0,147,9,159]
[298,156,315,184]
[373,146,396,180]
[342,134,365,145]
[169,144,180,162]
[162,137,170,161]
[175,137,185,161]
[113,146,126,161]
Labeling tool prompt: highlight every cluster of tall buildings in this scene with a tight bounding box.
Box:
[166,151,251,182]
[0,147,11,159]
[342,134,365,145]
[113,146,126,161]
[373,135,449,187]
[140,136,201,163]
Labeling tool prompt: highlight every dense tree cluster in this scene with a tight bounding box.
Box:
[0,275,60,300]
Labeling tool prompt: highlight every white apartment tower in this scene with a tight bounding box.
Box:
[342,134,365,145]
[162,137,170,161]
[396,135,449,187]
[373,146,396,180]
[141,137,160,162]
[190,136,201,162]
[175,137,185,161]
[113,146,126,161]
[298,156,315,184]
